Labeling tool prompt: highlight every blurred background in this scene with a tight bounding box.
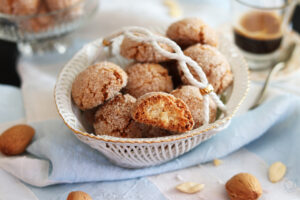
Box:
[1,0,299,87]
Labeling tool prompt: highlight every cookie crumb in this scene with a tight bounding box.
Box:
[175,174,184,181]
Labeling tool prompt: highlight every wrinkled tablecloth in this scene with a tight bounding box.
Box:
[1,0,300,199]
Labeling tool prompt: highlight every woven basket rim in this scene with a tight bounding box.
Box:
[54,33,249,144]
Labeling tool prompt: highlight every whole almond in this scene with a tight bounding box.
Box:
[268,161,286,183]
[225,173,262,200]
[67,191,92,200]
[0,124,35,156]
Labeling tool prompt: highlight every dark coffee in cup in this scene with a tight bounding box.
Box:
[234,11,283,54]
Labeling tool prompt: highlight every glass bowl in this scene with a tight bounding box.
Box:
[0,0,99,55]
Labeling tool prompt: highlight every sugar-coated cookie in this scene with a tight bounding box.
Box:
[93,93,143,138]
[171,85,217,128]
[180,44,233,94]
[23,1,53,32]
[166,18,218,49]
[0,0,40,15]
[45,0,81,11]
[125,63,173,98]
[72,62,127,110]
[120,33,173,63]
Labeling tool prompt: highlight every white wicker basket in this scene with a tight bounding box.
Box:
[54,29,249,168]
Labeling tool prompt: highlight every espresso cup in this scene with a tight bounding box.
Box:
[232,0,296,70]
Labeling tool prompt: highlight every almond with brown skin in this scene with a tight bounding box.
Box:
[0,124,35,156]
[67,191,92,200]
[225,173,262,200]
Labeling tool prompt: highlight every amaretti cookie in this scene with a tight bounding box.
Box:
[125,63,173,98]
[166,18,218,49]
[23,1,53,32]
[131,92,194,133]
[120,33,173,63]
[180,44,233,94]
[71,62,127,110]
[0,0,40,15]
[171,86,217,128]
[93,94,143,138]
[0,0,12,14]
[45,0,81,11]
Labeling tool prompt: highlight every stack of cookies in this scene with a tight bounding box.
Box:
[0,0,82,32]
[71,18,233,138]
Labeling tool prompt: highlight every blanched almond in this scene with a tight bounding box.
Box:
[213,159,223,166]
[268,162,286,183]
[176,182,205,194]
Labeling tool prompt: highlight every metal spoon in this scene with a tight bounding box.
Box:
[250,43,296,109]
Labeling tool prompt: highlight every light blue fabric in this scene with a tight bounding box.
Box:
[246,95,300,187]
[0,85,25,123]
[27,94,300,186]
[28,177,166,200]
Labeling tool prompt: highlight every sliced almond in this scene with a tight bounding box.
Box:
[213,159,223,166]
[268,161,286,183]
[163,0,183,18]
[176,182,205,194]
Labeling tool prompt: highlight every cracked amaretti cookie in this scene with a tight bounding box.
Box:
[171,85,217,128]
[93,93,143,138]
[166,18,218,49]
[180,44,233,94]
[71,61,127,110]
[131,92,194,133]
[125,63,173,98]
[120,33,173,63]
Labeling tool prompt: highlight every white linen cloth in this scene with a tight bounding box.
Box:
[1,0,300,199]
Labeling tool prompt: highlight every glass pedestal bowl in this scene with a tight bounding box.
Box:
[0,0,98,55]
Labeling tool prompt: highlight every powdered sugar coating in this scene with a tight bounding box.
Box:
[71,62,127,110]
[181,44,233,94]
[166,18,218,49]
[93,93,143,138]
[120,33,173,63]
[125,63,173,98]
[171,85,217,128]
